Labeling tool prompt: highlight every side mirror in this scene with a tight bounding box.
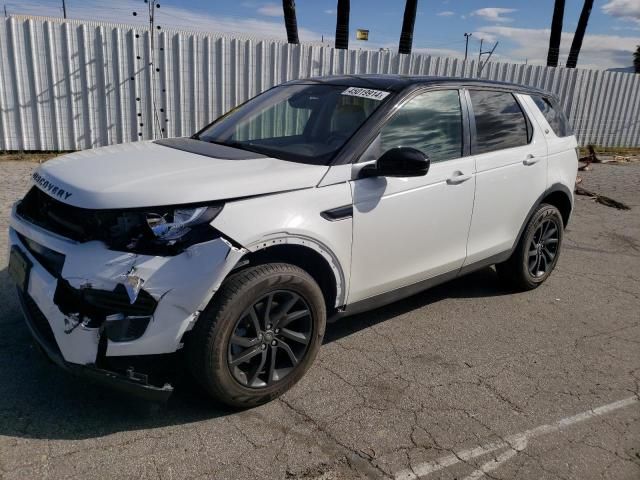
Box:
[360,147,430,178]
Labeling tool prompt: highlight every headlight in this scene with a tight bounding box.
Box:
[105,205,224,255]
[146,206,223,243]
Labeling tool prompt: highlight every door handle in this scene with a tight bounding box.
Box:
[523,154,540,166]
[446,171,472,185]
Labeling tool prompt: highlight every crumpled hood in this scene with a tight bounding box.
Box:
[32,140,329,209]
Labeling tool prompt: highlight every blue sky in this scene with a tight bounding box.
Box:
[6,0,640,69]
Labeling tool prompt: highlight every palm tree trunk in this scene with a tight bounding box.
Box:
[282,0,299,44]
[399,0,419,55]
[566,0,594,68]
[546,0,565,67]
[335,0,350,50]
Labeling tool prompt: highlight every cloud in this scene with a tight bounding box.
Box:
[6,0,322,41]
[602,0,640,25]
[612,24,640,32]
[411,47,464,58]
[437,11,455,17]
[471,8,517,23]
[473,25,640,69]
[256,3,282,17]
[325,9,336,15]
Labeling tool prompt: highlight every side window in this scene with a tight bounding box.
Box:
[531,95,572,137]
[469,90,529,154]
[380,90,463,163]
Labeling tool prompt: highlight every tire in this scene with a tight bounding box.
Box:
[186,263,326,408]
[496,203,564,291]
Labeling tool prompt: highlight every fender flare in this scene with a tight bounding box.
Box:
[242,234,347,308]
[511,182,573,252]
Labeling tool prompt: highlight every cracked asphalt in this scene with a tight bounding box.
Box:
[0,159,639,480]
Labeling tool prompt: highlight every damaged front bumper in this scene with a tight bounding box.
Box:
[8,204,246,400]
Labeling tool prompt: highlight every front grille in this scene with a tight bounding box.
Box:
[20,291,61,355]
[17,187,98,241]
[17,233,65,278]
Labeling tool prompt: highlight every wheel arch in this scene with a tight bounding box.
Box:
[512,183,573,251]
[230,236,346,314]
[540,186,573,227]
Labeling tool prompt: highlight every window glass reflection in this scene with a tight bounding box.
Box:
[380,90,463,163]
[470,90,528,154]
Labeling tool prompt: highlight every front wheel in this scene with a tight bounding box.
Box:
[186,263,326,408]
[496,203,564,291]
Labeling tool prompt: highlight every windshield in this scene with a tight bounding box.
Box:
[195,84,390,164]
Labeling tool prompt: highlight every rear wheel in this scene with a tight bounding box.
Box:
[186,263,326,408]
[496,203,563,291]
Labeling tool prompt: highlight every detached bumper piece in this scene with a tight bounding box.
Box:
[18,289,173,403]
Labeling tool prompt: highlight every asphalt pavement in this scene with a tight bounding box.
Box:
[0,159,638,479]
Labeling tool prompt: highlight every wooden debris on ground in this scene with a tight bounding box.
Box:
[575,185,630,210]
[578,145,600,171]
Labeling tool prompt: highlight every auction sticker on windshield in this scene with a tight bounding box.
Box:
[341,87,390,101]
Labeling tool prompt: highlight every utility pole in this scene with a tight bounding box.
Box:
[4,4,7,18]
[477,39,498,76]
[463,32,472,62]
[62,0,67,19]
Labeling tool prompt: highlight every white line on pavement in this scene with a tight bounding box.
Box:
[460,436,528,480]
[394,396,639,480]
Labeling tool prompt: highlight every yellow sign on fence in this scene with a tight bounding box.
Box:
[356,29,369,41]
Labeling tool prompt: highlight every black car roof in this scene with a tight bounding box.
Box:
[286,74,549,97]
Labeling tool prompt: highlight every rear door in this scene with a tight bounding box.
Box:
[463,89,548,267]
[526,94,579,191]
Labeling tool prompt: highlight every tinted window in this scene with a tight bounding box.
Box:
[380,90,463,163]
[469,90,529,154]
[531,95,572,137]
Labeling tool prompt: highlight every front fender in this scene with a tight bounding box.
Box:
[211,184,353,307]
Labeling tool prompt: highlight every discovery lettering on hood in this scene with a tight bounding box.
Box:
[32,172,73,200]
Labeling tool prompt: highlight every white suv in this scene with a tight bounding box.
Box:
[8,75,578,406]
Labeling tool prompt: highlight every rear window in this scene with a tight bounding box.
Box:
[531,95,572,137]
[469,90,530,155]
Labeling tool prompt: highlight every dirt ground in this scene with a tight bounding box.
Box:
[0,159,638,479]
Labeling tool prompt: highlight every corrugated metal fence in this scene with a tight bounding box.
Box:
[1,16,639,151]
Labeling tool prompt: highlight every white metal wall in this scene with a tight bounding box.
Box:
[1,16,639,151]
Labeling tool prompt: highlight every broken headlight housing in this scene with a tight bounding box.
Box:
[110,205,224,255]
[146,206,222,243]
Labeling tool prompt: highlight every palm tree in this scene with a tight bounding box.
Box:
[566,0,594,68]
[634,45,640,74]
[282,0,299,44]
[547,0,565,67]
[399,0,419,55]
[335,0,350,50]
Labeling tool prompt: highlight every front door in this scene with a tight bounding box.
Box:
[347,89,476,304]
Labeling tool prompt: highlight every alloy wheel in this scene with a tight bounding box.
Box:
[527,218,560,278]
[227,290,313,388]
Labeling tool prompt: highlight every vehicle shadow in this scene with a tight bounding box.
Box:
[0,266,507,441]
[325,266,508,344]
